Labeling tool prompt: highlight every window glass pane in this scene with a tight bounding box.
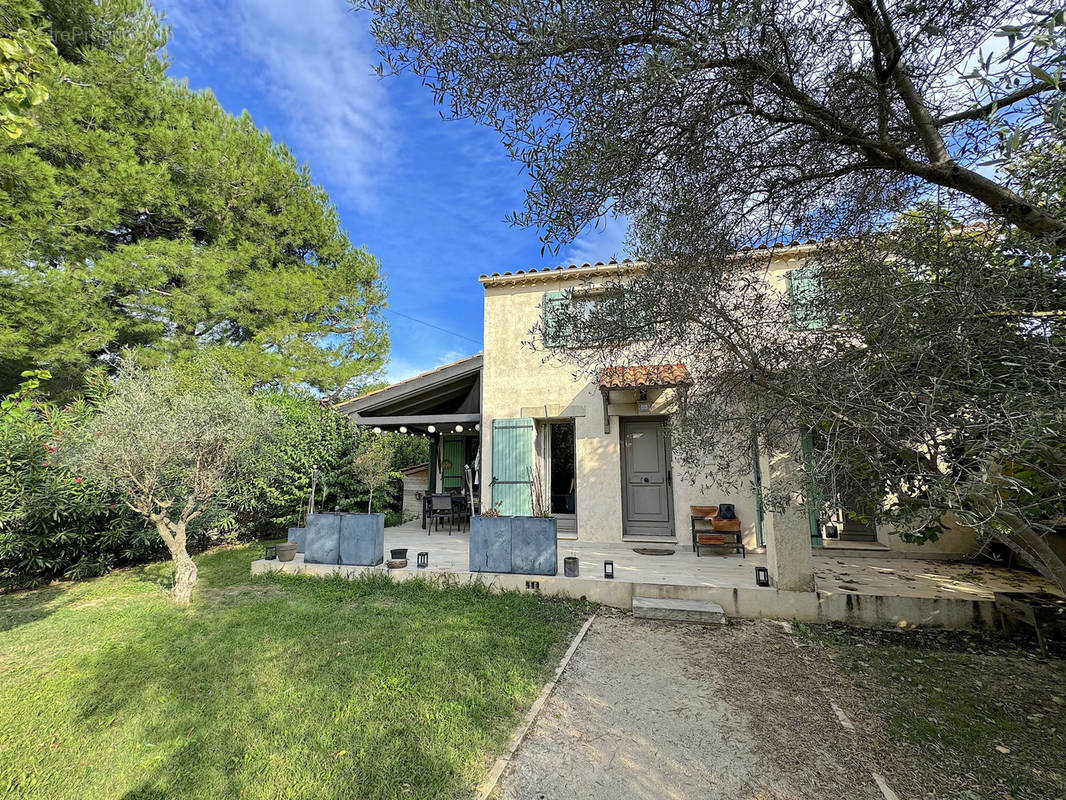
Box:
[549,422,576,514]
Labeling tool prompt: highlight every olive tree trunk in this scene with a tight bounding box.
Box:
[990,513,1066,595]
[152,516,198,606]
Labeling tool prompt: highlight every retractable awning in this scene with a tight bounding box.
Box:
[335,354,482,435]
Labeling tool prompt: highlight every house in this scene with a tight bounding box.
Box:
[339,247,981,578]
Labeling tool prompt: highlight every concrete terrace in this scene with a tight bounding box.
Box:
[252,519,1056,630]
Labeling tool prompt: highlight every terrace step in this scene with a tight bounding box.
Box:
[632,596,727,625]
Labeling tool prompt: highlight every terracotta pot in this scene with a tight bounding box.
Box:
[276,542,298,562]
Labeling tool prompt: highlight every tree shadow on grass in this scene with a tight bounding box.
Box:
[65,573,574,800]
[0,583,74,633]
[0,542,279,636]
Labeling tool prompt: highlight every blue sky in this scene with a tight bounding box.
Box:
[155,0,629,383]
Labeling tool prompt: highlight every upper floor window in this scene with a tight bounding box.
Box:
[786,265,836,330]
[543,286,654,348]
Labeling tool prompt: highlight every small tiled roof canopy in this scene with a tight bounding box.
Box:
[598,364,692,389]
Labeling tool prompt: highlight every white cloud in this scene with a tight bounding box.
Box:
[160,0,392,209]
[560,214,632,266]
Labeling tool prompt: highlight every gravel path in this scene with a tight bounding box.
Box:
[493,612,882,800]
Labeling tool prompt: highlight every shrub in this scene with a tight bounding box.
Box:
[227,392,376,537]
[0,373,158,589]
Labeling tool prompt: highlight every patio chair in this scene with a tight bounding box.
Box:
[428,494,456,534]
[690,505,745,557]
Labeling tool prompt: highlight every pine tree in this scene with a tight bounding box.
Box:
[1,0,388,397]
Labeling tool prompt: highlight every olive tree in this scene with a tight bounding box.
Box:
[64,363,272,604]
[362,0,1066,248]
[351,435,401,513]
[540,214,1066,589]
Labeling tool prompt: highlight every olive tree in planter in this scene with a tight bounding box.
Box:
[351,434,402,513]
[63,362,272,605]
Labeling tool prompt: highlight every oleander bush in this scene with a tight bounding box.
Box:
[0,373,159,589]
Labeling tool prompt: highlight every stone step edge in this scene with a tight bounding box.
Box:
[631,596,728,624]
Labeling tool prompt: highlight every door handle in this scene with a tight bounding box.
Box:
[643,477,650,484]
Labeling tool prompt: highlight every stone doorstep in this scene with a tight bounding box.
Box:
[632,596,727,625]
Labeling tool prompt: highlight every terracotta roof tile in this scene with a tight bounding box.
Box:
[598,364,692,389]
[479,258,639,280]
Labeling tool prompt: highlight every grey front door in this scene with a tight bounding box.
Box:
[621,418,674,538]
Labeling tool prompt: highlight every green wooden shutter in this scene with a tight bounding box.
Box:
[441,435,464,490]
[751,431,765,548]
[787,266,826,329]
[543,290,570,348]
[491,418,535,515]
[623,285,655,339]
[800,432,823,547]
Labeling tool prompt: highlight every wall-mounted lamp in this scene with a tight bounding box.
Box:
[427,425,436,433]
[754,566,770,587]
[474,423,480,431]
[399,426,407,434]
[417,551,429,568]
[372,427,381,434]
[455,424,464,432]
[604,560,614,580]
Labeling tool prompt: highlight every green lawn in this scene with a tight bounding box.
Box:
[0,544,589,800]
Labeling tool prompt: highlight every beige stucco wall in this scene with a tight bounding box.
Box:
[480,255,981,558]
[481,269,761,546]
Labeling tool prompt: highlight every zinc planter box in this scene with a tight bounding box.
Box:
[287,526,307,554]
[304,512,385,566]
[338,512,384,566]
[304,513,341,564]
[470,516,557,576]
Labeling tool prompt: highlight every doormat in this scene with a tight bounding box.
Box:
[632,548,675,556]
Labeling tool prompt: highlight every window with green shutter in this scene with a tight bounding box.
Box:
[490,418,535,515]
[542,290,570,348]
[786,265,829,329]
[543,284,656,348]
